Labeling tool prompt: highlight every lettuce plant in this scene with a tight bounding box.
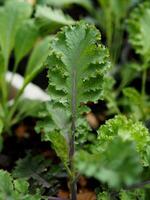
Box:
[36,21,110,199]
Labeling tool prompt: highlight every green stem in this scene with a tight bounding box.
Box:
[141,62,148,120]
[9,62,19,91]
[3,58,9,104]
[106,10,112,50]
[69,69,77,200]
[111,23,123,65]
[7,83,26,125]
[142,68,147,99]
[0,76,7,108]
[1,59,9,120]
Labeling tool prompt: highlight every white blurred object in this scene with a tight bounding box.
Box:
[6,71,50,101]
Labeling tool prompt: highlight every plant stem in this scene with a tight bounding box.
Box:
[7,83,26,125]
[48,197,65,200]
[125,179,150,190]
[69,69,77,200]
[142,68,147,98]
[111,179,150,197]
[70,179,77,200]
[8,62,19,92]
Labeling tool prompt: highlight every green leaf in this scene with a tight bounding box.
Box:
[123,87,142,106]
[24,36,50,85]
[98,115,150,166]
[37,0,93,12]
[47,22,110,112]
[0,51,4,75]
[0,169,42,200]
[0,119,3,151]
[128,2,150,65]
[35,102,70,139]
[13,152,64,194]
[0,1,32,67]
[14,179,29,194]
[35,6,74,35]
[0,170,14,195]
[102,76,119,114]
[14,20,39,66]
[122,87,150,120]
[15,99,44,121]
[97,192,111,200]
[36,102,92,166]
[0,118,3,134]
[76,137,142,188]
[44,131,69,167]
[97,0,137,63]
[120,62,141,87]
[99,0,130,19]
[13,153,50,179]
[36,22,110,167]
[120,189,146,200]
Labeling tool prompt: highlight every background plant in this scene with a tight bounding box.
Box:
[0,0,75,134]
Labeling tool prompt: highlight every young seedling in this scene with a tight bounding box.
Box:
[36,22,110,199]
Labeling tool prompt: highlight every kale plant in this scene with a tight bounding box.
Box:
[36,21,110,199]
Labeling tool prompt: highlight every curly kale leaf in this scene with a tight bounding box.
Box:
[0,170,41,200]
[98,115,150,166]
[36,22,110,168]
[47,22,110,113]
[76,137,142,188]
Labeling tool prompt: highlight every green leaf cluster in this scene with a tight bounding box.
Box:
[128,2,150,65]
[0,170,41,200]
[35,5,75,35]
[12,152,64,195]
[0,0,79,133]
[97,189,146,200]
[98,115,150,166]
[0,0,32,67]
[76,137,142,188]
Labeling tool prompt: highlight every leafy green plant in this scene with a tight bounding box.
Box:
[0,169,42,200]
[97,189,146,200]
[13,152,65,196]
[98,115,150,166]
[36,21,110,199]
[0,1,48,132]
[128,1,150,98]
[76,115,150,197]
[76,137,142,188]
[96,0,139,64]
[0,1,150,199]
[0,0,76,134]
